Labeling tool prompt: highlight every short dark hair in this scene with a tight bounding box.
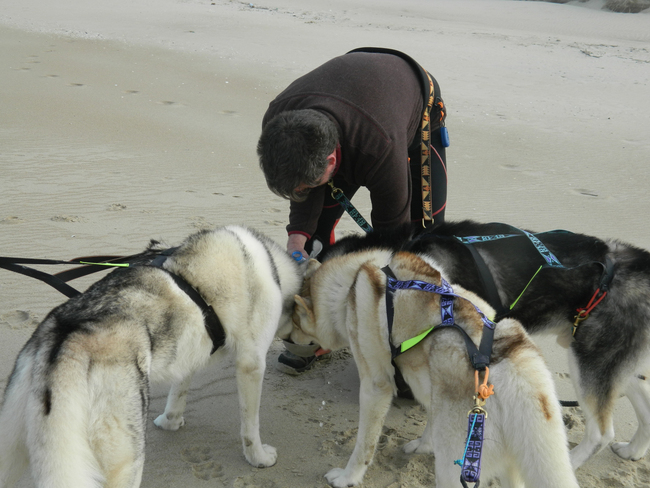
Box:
[257,109,338,201]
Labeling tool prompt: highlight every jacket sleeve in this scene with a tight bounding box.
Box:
[286,186,326,238]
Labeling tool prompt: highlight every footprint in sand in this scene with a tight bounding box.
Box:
[180,446,224,481]
[189,217,214,230]
[51,215,85,223]
[107,203,127,211]
[180,445,213,464]
[191,461,224,481]
[0,216,25,225]
[233,475,277,488]
[0,310,39,330]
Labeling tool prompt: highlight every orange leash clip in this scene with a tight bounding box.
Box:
[475,367,495,402]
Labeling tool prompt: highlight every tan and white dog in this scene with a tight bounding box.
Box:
[290,249,579,488]
[0,226,302,488]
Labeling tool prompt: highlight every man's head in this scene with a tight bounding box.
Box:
[257,109,338,201]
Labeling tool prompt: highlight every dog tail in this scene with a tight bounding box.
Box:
[27,347,106,488]
[492,318,579,488]
[0,353,32,487]
[0,340,105,488]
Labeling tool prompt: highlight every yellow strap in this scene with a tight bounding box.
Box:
[78,261,131,268]
[400,325,435,354]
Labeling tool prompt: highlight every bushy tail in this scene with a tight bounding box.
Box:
[0,348,104,488]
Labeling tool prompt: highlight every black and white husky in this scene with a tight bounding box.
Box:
[323,220,650,470]
[0,226,303,488]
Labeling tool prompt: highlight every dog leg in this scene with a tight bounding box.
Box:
[498,469,525,488]
[403,413,435,455]
[154,375,192,431]
[325,375,393,487]
[235,348,277,468]
[567,350,615,469]
[612,375,650,461]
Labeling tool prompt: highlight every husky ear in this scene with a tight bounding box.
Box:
[304,259,321,280]
[294,294,315,323]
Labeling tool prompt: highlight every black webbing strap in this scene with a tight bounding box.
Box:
[149,250,226,355]
[53,255,135,282]
[462,244,508,320]
[0,251,227,355]
[0,254,147,298]
[599,256,616,292]
[0,260,81,298]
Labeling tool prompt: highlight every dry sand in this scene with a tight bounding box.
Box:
[1,0,650,486]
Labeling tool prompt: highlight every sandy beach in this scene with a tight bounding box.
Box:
[1,0,650,486]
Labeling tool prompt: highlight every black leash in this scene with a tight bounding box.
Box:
[0,251,227,355]
[0,256,138,298]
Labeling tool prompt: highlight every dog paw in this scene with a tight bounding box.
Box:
[153,413,185,430]
[611,441,645,461]
[403,438,434,455]
[245,443,277,468]
[325,467,361,487]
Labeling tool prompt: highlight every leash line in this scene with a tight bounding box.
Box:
[328,180,373,233]
[0,250,227,356]
[509,265,543,311]
[455,413,479,467]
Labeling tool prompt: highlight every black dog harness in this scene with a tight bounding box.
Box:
[420,225,617,324]
[150,249,226,355]
[381,265,494,486]
[0,251,226,355]
[381,266,495,370]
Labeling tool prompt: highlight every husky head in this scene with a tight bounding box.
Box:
[290,259,323,348]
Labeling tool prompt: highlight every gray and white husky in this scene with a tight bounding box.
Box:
[324,219,650,469]
[0,226,302,488]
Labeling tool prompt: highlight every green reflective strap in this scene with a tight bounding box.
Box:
[400,325,435,354]
[78,261,131,268]
[509,265,543,310]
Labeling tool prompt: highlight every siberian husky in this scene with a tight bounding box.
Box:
[0,226,302,488]
[290,249,579,487]
[323,220,650,469]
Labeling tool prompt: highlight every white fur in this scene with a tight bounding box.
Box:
[0,226,302,487]
[291,251,579,487]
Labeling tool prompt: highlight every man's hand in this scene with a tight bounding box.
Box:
[287,234,308,260]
